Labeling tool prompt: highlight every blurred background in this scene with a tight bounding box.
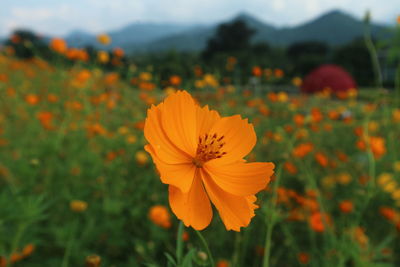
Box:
[1,0,399,88]
[1,1,400,267]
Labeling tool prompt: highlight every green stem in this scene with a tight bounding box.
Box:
[232,232,242,267]
[176,221,184,266]
[364,16,383,90]
[61,220,77,267]
[262,164,283,267]
[195,230,215,267]
[10,223,27,258]
[395,64,400,107]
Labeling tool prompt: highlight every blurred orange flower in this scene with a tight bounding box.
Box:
[309,212,331,232]
[113,47,124,58]
[284,161,297,175]
[25,94,39,105]
[169,75,182,86]
[144,91,274,231]
[149,205,172,228]
[50,38,67,54]
[274,68,284,78]
[315,152,329,167]
[292,143,314,158]
[216,259,230,267]
[297,252,310,265]
[369,136,386,159]
[339,200,353,213]
[252,66,262,77]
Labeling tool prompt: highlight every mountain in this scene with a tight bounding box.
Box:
[37,9,392,53]
[265,10,391,45]
[133,10,392,53]
[65,23,196,49]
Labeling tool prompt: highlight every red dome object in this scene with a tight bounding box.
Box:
[301,64,357,94]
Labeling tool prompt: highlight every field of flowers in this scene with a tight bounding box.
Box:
[0,43,400,267]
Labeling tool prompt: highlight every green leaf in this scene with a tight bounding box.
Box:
[182,248,196,267]
[164,252,177,266]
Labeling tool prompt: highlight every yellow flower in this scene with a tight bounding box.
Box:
[70,200,88,212]
[86,255,101,267]
[321,175,336,189]
[97,34,111,45]
[135,151,149,166]
[393,109,400,122]
[336,173,352,185]
[277,92,288,102]
[292,77,302,87]
[97,51,109,63]
[391,189,400,200]
[126,135,137,144]
[383,181,397,193]
[118,126,129,135]
[368,121,379,133]
[139,72,152,81]
[378,173,393,186]
[394,161,400,172]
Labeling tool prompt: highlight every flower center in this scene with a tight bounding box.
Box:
[193,133,226,167]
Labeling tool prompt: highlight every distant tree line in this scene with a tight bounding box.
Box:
[2,21,398,88]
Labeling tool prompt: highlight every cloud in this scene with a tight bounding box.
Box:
[0,0,397,37]
[272,0,286,11]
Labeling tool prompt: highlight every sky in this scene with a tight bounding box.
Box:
[0,0,398,37]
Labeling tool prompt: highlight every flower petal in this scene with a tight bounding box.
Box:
[144,103,191,164]
[145,144,195,193]
[208,115,256,164]
[196,105,220,137]
[169,172,213,230]
[204,161,274,196]
[200,170,258,231]
[161,91,198,156]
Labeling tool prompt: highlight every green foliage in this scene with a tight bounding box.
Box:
[202,19,255,60]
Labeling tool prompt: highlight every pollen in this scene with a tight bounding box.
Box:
[193,133,226,167]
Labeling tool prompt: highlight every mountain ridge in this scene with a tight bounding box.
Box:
[55,9,393,52]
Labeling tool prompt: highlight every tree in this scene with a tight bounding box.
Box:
[5,29,47,59]
[287,41,330,76]
[332,38,374,86]
[202,20,255,60]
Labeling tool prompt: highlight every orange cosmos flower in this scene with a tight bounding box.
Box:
[292,143,314,158]
[297,252,310,265]
[314,152,329,167]
[293,114,305,127]
[144,91,274,231]
[149,205,172,229]
[113,47,124,58]
[25,94,39,105]
[369,136,386,159]
[284,161,297,175]
[252,66,262,77]
[169,75,182,86]
[339,200,353,213]
[50,38,67,54]
[309,212,331,232]
[216,259,230,267]
[274,68,284,78]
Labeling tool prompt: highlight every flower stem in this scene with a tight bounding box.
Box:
[395,64,400,107]
[195,230,215,267]
[61,220,77,267]
[262,164,283,267]
[364,13,383,90]
[176,221,184,266]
